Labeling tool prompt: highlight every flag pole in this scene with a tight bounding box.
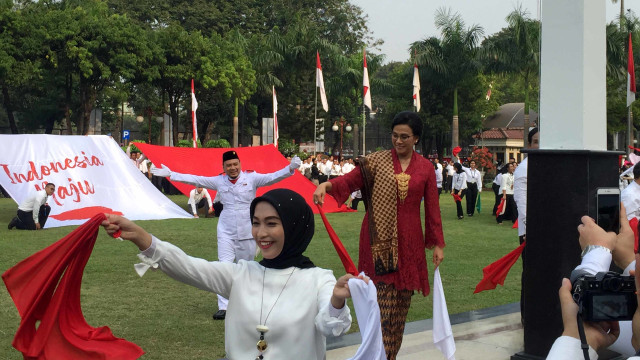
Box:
[315,74,318,156]
[362,101,366,156]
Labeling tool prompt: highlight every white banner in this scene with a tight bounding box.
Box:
[0,135,190,228]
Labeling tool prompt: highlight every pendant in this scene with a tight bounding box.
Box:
[257,338,268,352]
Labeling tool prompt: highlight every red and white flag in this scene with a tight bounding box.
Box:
[316,51,329,112]
[191,79,198,148]
[412,63,421,112]
[628,33,636,107]
[363,50,372,110]
[486,83,493,101]
[273,86,278,148]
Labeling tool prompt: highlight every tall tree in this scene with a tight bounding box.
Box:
[412,7,484,148]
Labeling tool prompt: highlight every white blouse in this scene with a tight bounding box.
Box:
[137,237,351,360]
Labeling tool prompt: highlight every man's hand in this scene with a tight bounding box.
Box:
[101,214,152,251]
[613,203,635,269]
[559,278,620,350]
[208,208,214,214]
[631,255,640,352]
[578,215,617,251]
[151,164,172,178]
[289,156,302,171]
[35,222,41,230]
[193,214,199,218]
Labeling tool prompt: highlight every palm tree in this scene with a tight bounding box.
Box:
[505,6,540,147]
[412,7,484,148]
[612,0,625,30]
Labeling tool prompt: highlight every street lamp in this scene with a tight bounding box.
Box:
[332,117,352,159]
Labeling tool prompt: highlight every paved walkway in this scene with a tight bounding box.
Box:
[327,303,524,360]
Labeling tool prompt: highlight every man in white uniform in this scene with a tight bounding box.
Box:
[152,150,301,320]
[8,183,55,230]
[188,187,214,218]
[622,164,640,221]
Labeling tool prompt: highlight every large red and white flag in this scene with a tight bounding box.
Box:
[273,86,279,148]
[363,50,372,110]
[628,33,636,107]
[412,63,421,112]
[486,83,493,101]
[0,135,190,228]
[191,79,198,148]
[316,51,329,112]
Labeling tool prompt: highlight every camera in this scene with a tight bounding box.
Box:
[572,271,637,321]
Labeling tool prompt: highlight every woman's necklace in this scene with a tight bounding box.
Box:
[395,155,412,203]
[255,267,296,360]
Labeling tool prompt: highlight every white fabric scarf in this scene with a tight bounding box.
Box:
[433,267,456,360]
[346,274,386,360]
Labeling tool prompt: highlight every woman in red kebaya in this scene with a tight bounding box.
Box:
[313,111,445,360]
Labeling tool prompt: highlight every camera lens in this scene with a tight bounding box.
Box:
[603,277,622,291]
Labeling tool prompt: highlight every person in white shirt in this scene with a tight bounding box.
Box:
[492,168,505,215]
[188,187,214,218]
[325,156,334,179]
[152,150,301,320]
[462,160,482,216]
[497,162,517,225]
[100,189,363,360]
[434,162,443,195]
[445,162,454,192]
[8,183,55,230]
[622,165,640,222]
[451,163,467,220]
[547,207,640,359]
[331,161,342,178]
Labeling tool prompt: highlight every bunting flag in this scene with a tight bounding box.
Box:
[485,83,493,101]
[191,79,198,148]
[316,204,359,276]
[474,241,526,293]
[273,86,278,148]
[412,63,421,112]
[316,51,329,112]
[629,33,636,108]
[363,50,372,110]
[2,214,144,359]
[433,267,456,360]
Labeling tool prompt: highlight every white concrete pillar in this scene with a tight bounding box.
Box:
[539,0,606,150]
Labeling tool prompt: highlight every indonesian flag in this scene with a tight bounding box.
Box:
[412,63,421,112]
[628,33,636,107]
[316,51,329,112]
[273,86,278,148]
[363,50,372,110]
[191,79,198,148]
[486,83,492,101]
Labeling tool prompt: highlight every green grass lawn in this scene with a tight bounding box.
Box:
[0,191,522,359]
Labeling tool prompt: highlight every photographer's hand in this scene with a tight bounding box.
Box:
[613,204,635,270]
[578,215,617,251]
[631,254,640,352]
[559,278,620,350]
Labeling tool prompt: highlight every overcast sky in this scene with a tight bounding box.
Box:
[350,0,632,63]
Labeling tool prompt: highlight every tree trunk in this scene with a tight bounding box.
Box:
[79,81,96,135]
[170,93,180,146]
[64,74,73,135]
[1,83,18,134]
[451,87,459,148]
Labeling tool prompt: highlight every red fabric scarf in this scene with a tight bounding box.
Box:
[474,241,526,294]
[316,205,359,276]
[2,214,144,360]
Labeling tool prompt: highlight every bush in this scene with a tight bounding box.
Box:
[469,147,495,171]
[277,139,299,157]
[122,140,146,153]
[177,139,202,148]
[204,139,231,148]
